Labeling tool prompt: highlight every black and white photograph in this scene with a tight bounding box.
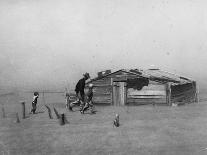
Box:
[0,0,207,154]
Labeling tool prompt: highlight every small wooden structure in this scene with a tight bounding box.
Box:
[86,69,198,106]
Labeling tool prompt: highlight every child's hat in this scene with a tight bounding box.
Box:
[34,92,39,96]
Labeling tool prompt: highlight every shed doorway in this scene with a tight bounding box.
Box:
[113,82,127,106]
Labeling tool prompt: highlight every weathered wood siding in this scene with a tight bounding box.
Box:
[171,82,196,104]
[87,77,112,104]
[113,82,127,106]
[107,70,137,81]
[86,70,196,106]
[127,81,167,105]
[87,70,137,105]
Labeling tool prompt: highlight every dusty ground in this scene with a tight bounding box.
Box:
[1,95,207,155]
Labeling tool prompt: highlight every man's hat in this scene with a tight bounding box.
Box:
[83,72,90,79]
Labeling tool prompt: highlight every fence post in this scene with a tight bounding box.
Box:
[53,107,60,119]
[195,82,199,103]
[45,105,53,119]
[16,113,20,123]
[59,113,65,125]
[43,91,46,104]
[166,83,172,106]
[21,101,26,119]
[2,104,6,118]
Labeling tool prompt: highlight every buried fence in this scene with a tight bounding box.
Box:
[0,90,75,126]
[0,91,73,122]
[0,89,206,120]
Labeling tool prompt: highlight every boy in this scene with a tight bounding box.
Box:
[65,92,71,109]
[81,83,94,114]
[31,92,39,114]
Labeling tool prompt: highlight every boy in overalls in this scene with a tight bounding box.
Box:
[81,83,94,114]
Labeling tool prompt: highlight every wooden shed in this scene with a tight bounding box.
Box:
[86,69,198,106]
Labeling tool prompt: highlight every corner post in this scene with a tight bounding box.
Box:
[21,101,26,119]
[166,83,172,106]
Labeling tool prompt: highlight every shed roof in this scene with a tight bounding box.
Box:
[87,69,193,85]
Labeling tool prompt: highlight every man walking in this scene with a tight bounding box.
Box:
[69,72,90,112]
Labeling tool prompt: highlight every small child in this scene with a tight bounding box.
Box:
[81,83,94,114]
[68,97,80,111]
[65,92,71,109]
[31,92,39,114]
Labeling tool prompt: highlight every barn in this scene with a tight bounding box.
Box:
[86,69,198,106]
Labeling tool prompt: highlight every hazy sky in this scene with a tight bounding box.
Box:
[0,0,207,91]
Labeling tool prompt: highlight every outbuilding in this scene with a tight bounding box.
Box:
[86,69,198,106]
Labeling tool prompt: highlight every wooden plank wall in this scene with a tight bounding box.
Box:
[88,77,112,104]
[127,81,167,105]
[88,71,137,105]
[171,82,196,104]
[85,70,196,106]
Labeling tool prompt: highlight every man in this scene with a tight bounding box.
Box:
[69,72,90,112]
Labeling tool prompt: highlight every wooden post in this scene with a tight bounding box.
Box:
[2,104,6,118]
[58,113,69,125]
[45,105,53,119]
[53,107,60,119]
[43,92,46,105]
[194,81,199,103]
[111,78,114,106]
[166,83,171,106]
[21,102,26,119]
[59,113,65,125]
[113,113,120,127]
[113,82,119,106]
[124,82,127,105]
[16,113,20,123]
[197,84,199,103]
[126,103,130,113]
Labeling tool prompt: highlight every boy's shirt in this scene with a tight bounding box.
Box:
[65,93,70,99]
[65,94,71,104]
[86,89,93,102]
[65,95,70,100]
[32,96,38,104]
